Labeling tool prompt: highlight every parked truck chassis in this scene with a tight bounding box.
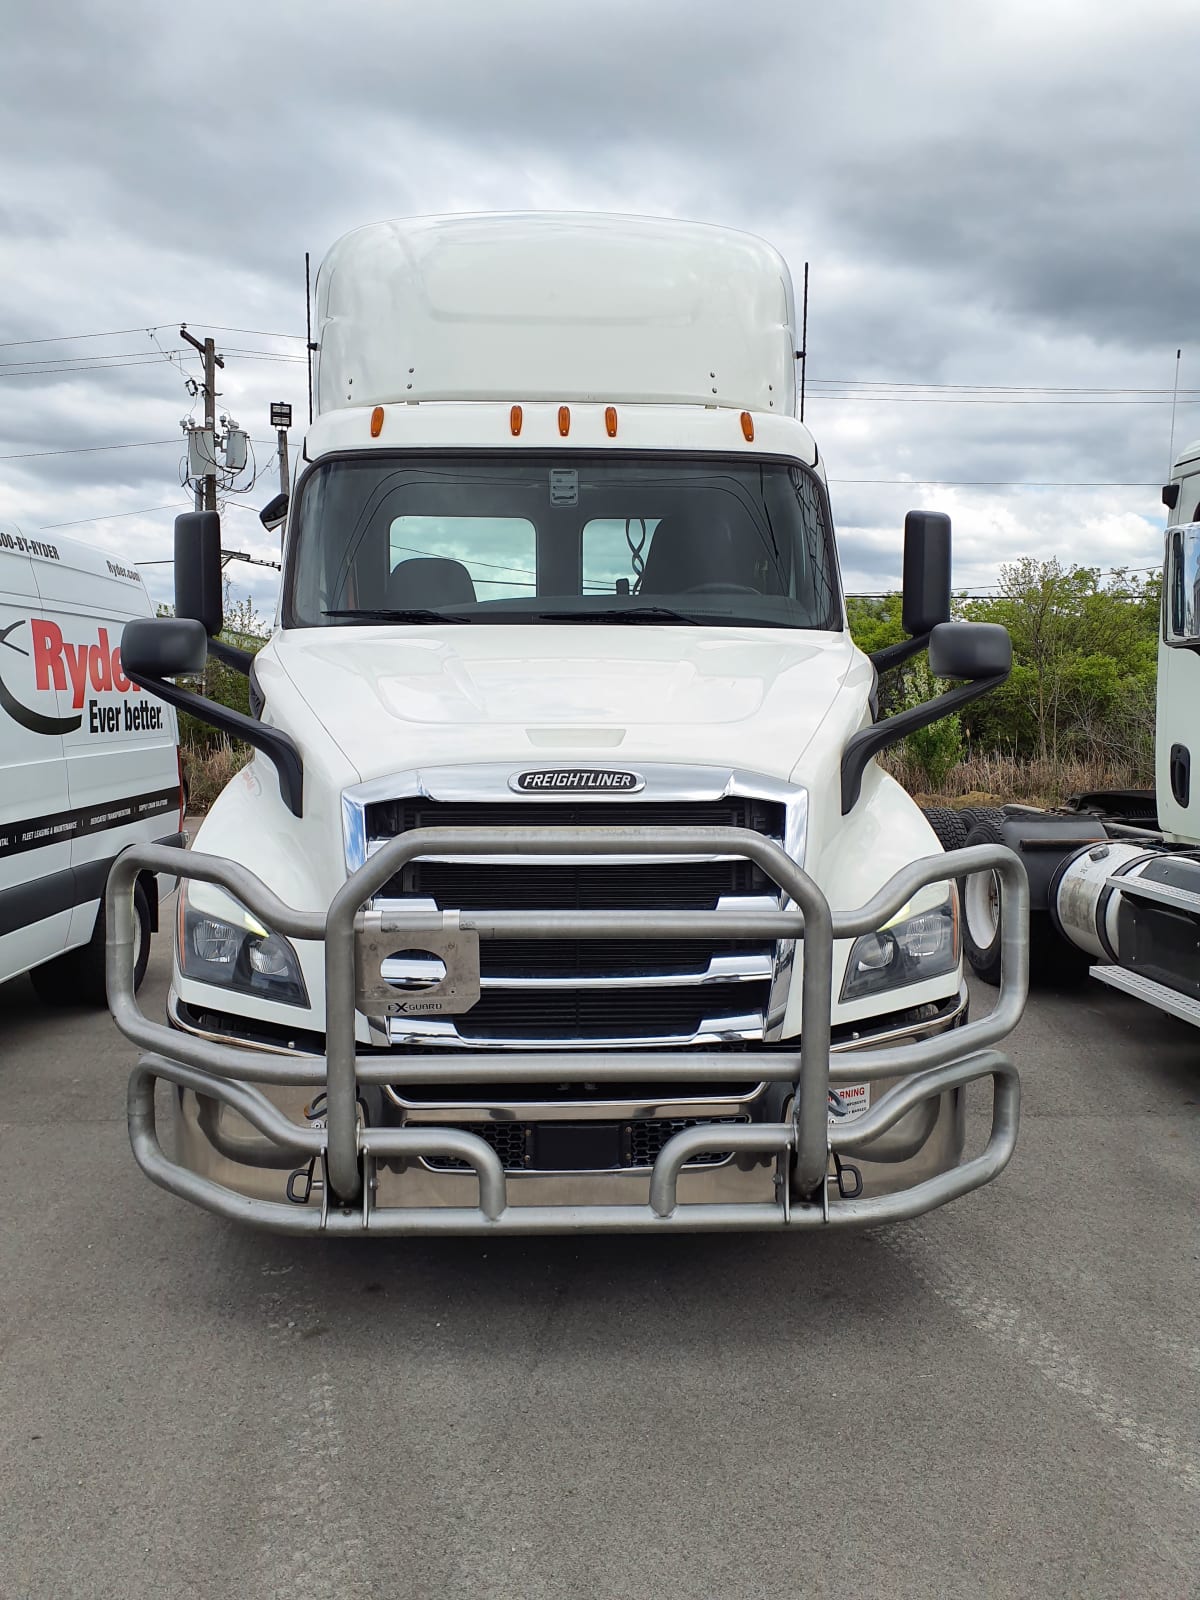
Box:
[108,831,1027,1235]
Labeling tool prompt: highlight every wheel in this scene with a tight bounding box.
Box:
[960,817,1008,984]
[957,805,1005,837]
[30,880,151,1007]
[921,806,969,853]
[961,818,1091,988]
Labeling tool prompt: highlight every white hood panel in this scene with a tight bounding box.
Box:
[271,626,868,784]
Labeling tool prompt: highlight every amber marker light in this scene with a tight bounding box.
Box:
[510,404,523,436]
[740,411,754,442]
[605,405,618,437]
[558,405,571,436]
[370,406,385,438]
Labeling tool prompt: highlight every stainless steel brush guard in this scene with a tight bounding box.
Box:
[107,829,1027,1234]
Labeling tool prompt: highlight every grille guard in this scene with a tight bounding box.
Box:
[108,830,1028,1234]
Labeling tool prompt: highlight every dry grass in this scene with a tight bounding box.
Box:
[182,739,250,813]
[882,749,1147,809]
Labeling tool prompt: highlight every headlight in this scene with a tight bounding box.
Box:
[176,881,309,1007]
[840,888,959,1002]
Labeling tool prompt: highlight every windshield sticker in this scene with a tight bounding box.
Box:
[549,468,579,506]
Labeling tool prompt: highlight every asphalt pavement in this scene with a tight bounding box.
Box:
[0,922,1196,1599]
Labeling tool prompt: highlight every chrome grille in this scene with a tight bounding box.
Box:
[345,765,806,1049]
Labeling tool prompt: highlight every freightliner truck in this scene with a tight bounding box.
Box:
[959,439,1200,1024]
[109,213,1027,1235]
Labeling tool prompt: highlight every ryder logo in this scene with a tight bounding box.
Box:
[0,617,143,737]
[31,618,134,707]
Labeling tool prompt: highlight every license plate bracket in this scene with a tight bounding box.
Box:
[532,1121,623,1172]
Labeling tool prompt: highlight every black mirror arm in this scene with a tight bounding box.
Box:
[125,669,304,818]
[868,632,931,674]
[207,637,255,675]
[840,671,1008,815]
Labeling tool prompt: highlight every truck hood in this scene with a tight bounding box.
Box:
[269,625,868,784]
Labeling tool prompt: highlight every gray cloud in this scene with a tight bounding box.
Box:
[1,0,1196,617]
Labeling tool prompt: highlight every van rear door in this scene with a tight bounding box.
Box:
[0,542,73,982]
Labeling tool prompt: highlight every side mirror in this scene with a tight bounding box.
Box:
[121,617,209,678]
[902,510,952,637]
[1166,522,1200,644]
[928,621,1012,681]
[260,491,288,531]
[174,511,223,636]
[119,616,305,817]
[842,618,1012,813]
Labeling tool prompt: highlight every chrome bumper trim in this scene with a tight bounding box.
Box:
[380,948,775,991]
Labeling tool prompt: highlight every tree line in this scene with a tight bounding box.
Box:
[847,559,1161,790]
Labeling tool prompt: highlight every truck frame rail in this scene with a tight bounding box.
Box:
[108,830,1028,1234]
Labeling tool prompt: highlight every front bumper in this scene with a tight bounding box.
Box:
[108,828,1028,1235]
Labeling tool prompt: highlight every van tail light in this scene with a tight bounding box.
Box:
[177,747,186,829]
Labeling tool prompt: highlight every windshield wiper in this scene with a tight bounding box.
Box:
[323,608,471,624]
[538,606,700,625]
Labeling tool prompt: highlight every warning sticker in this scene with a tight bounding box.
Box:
[829,1082,871,1124]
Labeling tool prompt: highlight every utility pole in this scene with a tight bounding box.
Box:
[179,325,225,511]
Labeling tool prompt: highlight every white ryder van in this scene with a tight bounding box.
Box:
[0,524,183,1003]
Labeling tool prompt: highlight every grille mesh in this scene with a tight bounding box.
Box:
[454,982,767,1041]
[369,796,786,836]
[425,1116,750,1172]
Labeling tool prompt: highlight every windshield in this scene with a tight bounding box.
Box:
[286,453,842,630]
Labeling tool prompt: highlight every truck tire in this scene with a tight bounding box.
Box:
[961,818,1007,984]
[30,880,152,1007]
[961,818,1089,988]
[921,806,969,852]
[957,805,1005,837]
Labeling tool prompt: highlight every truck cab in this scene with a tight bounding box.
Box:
[110,213,1025,1234]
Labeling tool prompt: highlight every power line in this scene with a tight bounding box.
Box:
[811,395,1198,406]
[0,321,306,350]
[810,377,1198,396]
[0,438,179,461]
[40,502,190,530]
[0,324,173,349]
[0,348,186,370]
[828,477,1161,487]
[184,323,305,340]
[0,357,188,380]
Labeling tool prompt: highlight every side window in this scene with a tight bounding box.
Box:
[582,518,661,595]
[388,517,537,602]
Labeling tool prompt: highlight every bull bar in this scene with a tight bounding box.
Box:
[107,829,1028,1234]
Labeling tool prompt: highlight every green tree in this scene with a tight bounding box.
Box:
[963,559,1160,773]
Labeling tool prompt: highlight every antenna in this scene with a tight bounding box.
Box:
[1167,347,1182,476]
[305,251,314,424]
[798,261,809,423]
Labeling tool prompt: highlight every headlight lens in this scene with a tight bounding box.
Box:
[841,889,959,1002]
[177,882,309,1007]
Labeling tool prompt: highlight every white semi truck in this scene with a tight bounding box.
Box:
[959,439,1200,1024]
[108,213,1027,1235]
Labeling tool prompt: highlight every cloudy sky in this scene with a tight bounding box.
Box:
[2,0,1198,620]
